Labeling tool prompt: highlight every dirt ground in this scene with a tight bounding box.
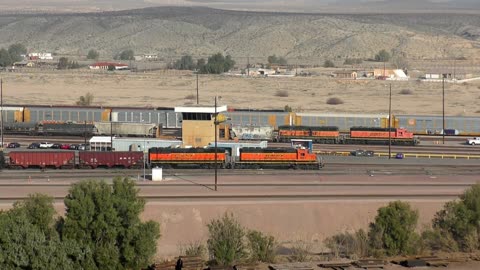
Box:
[2,69,480,116]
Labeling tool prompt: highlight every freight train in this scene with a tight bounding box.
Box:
[273,126,419,146]
[3,104,480,136]
[4,147,323,170]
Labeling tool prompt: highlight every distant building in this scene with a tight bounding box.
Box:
[333,70,357,79]
[13,60,35,67]
[374,69,408,80]
[247,68,276,77]
[89,62,129,70]
[28,52,53,60]
[144,54,158,60]
[424,68,472,80]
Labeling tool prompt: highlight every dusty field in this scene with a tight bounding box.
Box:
[3,69,480,116]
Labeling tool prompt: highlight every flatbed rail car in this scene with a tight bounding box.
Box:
[345,127,419,146]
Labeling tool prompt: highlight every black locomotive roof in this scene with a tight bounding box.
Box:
[278,125,339,131]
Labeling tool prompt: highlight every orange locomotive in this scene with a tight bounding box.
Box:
[346,127,418,145]
[148,147,323,170]
[275,126,340,143]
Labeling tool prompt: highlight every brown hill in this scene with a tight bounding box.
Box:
[0,7,480,61]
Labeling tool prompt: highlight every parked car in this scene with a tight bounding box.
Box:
[69,144,79,150]
[395,153,405,159]
[28,143,41,149]
[467,137,480,145]
[51,143,62,149]
[78,144,89,151]
[60,144,70,150]
[7,142,21,148]
[39,142,54,148]
[350,149,375,157]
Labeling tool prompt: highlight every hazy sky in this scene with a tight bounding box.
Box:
[1,0,479,13]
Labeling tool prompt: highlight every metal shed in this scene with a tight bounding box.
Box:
[112,138,182,152]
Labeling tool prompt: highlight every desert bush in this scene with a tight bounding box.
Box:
[181,241,207,258]
[375,49,391,62]
[76,92,94,106]
[289,241,311,262]
[399,89,413,95]
[421,228,459,252]
[185,94,196,100]
[284,105,293,112]
[247,230,276,263]
[368,201,419,256]
[275,90,289,97]
[325,230,368,259]
[326,97,344,105]
[207,212,247,266]
[432,184,480,251]
[323,60,335,68]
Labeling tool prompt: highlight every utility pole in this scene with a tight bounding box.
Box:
[196,71,199,105]
[442,76,445,144]
[0,79,3,150]
[388,84,392,159]
[247,56,250,77]
[84,120,87,148]
[214,96,218,191]
[110,112,113,151]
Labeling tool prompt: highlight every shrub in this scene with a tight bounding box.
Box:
[207,212,247,266]
[326,97,344,105]
[323,60,335,68]
[368,201,419,256]
[275,90,289,97]
[284,105,293,112]
[181,241,207,258]
[247,230,276,263]
[76,92,94,106]
[399,89,413,95]
[185,94,196,100]
[289,241,311,262]
[421,228,459,252]
[325,230,368,259]
[432,184,480,251]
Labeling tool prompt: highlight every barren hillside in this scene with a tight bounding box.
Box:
[0,7,480,61]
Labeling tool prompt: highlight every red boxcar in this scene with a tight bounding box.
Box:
[79,151,143,169]
[8,151,75,169]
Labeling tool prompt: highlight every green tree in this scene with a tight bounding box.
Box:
[196,58,206,70]
[119,49,134,60]
[432,184,480,251]
[0,194,78,269]
[87,49,99,60]
[57,57,70,69]
[375,49,391,62]
[368,201,419,256]
[59,178,160,269]
[323,60,335,68]
[8,43,27,62]
[201,53,235,74]
[0,48,13,67]
[207,212,247,266]
[174,55,195,70]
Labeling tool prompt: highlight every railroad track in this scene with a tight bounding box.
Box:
[0,193,463,203]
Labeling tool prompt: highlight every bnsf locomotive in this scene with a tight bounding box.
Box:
[149,147,323,170]
[275,126,419,146]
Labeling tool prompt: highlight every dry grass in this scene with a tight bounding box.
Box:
[185,94,196,100]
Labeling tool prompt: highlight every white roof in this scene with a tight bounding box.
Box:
[175,105,227,113]
[89,136,113,143]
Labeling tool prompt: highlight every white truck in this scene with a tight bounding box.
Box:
[467,137,480,145]
[39,142,54,148]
